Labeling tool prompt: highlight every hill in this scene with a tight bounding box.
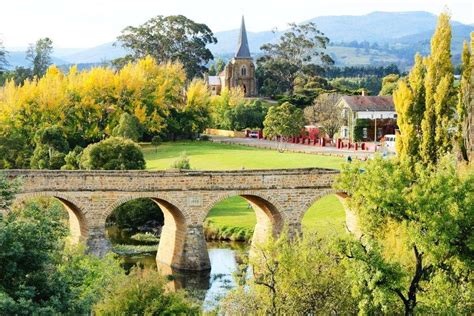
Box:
[4,11,473,70]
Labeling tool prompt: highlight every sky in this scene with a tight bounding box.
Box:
[1,0,473,49]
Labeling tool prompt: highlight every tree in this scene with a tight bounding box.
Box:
[455,37,472,162]
[117,15,217,79]
[0,174,20,211]
[263,102,304,152]
[225,100,269,131]
[221,232,356,314]
[0,57,189,168]
[0,39,8,72]
[151,136,162,153]
[26,38,53,78]
[108,198,164,230]
[164,79,211,140]
[0,193,123,314]
[379,74,400,96]
[210,87,245,129]
[30,125,70,169]
[336,157,474,315]
[393,54,426,165]
[420,13,455,165]
[394,13,456,166]
[80,137,146,170]
[257,22,334,97]
[112,112,143,141]
[303,93,343,138]
[94,268,198,315]
[215,58,225,74]
[61,146,83,170]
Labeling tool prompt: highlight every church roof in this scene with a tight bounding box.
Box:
[235,16,251,59]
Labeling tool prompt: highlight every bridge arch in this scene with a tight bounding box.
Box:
[105,194,187,269]
[13,192,88,244]
[299,190,360,237]
[205,191,284,246]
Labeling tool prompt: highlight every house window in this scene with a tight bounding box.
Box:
[241,65,247,76]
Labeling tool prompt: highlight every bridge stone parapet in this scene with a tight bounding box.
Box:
[4,168,353,271]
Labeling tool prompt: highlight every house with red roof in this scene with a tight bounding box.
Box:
[336,92,397,142]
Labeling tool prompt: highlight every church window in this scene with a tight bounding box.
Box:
[241,65,247,76]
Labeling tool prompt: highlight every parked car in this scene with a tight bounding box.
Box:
[383,134,396,153]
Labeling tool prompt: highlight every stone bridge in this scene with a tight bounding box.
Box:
[4,168,357,271]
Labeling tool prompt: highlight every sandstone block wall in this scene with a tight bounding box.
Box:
[5,168,350,271]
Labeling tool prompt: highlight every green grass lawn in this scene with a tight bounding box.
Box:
[205,195,347,240]
[143,140,347,240]
[143,141,345,171]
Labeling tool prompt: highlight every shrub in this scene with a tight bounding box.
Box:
[171,152,191,170]
[80,137,145,170]
[94,268,198,315]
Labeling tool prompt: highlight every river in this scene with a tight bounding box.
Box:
[107,226,250,311]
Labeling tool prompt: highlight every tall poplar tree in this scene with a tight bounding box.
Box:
[456,37,472,162]
[394,54,425,164]
[420,13,455,164]
[394,13,456,165]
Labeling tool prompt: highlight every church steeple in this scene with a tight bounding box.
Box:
[235,16,251,59]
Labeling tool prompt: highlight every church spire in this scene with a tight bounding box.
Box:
[235,16,251,58]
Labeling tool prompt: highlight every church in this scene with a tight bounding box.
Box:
[207,16,257,97]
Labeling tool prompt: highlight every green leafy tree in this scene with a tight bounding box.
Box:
[0,193,123,314]
[263,102,304,152]
[225,99,269,131]
[151,135,162,153]
[0,127,32,169]
[108,198,164,230]
[336,157,474,315]
[257,22,334,97]
[117,15,217,79]
[379,74,400,96]
[94,268,198,315]
[456,38,472,162]
[221,232,356,314]
[30,125,70,169]
[61,146,83,170]
[26,37,53,78]
[80,137,146,170]
[112,112,143,141]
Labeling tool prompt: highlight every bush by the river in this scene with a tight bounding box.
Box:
[204,219,253,242]
[94,268,199,315]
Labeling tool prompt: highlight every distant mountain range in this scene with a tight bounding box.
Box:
[5,11,473,70]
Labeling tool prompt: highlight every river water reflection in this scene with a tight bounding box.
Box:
[115,239,250,310]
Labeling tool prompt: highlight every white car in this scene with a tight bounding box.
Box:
[383,134,396,153]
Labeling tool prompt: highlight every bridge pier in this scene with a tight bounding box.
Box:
[178,224,211,271]
[157,224,210,271]
[86,226,112,257]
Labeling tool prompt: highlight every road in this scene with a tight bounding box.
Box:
[209,136,377,159]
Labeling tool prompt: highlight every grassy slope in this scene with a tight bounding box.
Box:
[204,195,346,240]
[143,141,345,171]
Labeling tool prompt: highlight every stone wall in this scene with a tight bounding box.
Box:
[5,168,348,271]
